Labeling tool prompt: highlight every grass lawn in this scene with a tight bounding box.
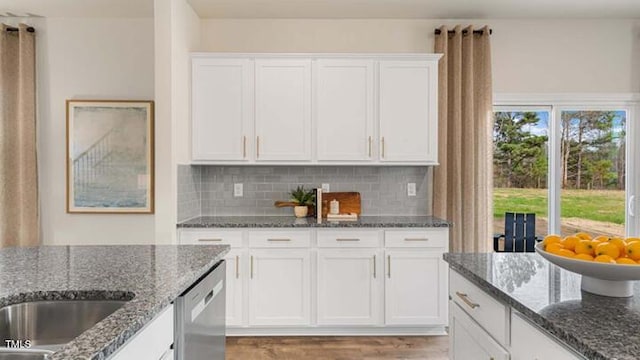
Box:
[493,188,625,225]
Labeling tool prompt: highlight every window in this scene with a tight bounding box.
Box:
[493,100,637,239]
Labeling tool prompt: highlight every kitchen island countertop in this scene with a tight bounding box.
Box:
[178,215,451,228]
[444,252,640,360]
[0,244,229,360]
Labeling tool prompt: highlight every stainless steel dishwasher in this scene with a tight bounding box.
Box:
[175,260,225,360]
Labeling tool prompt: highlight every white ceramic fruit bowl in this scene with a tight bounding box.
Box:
[535,243,640,297]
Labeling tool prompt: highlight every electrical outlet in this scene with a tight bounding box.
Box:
[234,183,243,197]
[322,183,330,192]
[407,183,417,197]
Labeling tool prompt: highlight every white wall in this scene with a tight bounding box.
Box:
[36,17,156,245]
[199,19,640,93]
[154,0,201,243]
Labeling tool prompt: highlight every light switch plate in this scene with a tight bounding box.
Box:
[407,183,416,197]
[322,183,330,192]
[234,183,243,197]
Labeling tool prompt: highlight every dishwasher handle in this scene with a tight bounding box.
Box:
[191,280,223,322]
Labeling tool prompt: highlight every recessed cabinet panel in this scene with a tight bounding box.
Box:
[192,58,252,161]
[316,59,374,161]
[449,302,509,360]
[379,60,438,163]
[255,59,312,161]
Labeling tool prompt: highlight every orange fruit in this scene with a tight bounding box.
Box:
[625,237,640,245]
[542,235,562,247]
[616,258,637,265]
[594,255,616,263]
[574,232,592,240]
[595,242,621,259]
[575,240,595,256]
[592,235,610,243]
[546,243,565,254]
[626,242,640,261]
[556,249,576,258]
[574,253,594,262]
[608,237,627,255]
[561,236,580,251]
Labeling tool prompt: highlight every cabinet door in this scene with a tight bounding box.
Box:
[255,59,312,161]
[379,60,438,163]
[315,59,374,161]
[317,249,380,325]
[449,302,509,360]
[511,311,585,360]
[248,249,311,325]
[192,58,252,161]
[225,249,244,326]
[385,249,447,325]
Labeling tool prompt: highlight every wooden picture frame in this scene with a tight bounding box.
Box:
[66,100,154,214]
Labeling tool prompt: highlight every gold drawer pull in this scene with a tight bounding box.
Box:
[456,291,480,309]
[336,238,360,242]
[405,238,429,241]
[243,136,247,158]
[198,238,222,242]
[387,255,391,278]
[381,137,385,158]
[368,136,372,157]
[373,255,376,278]
[250,255,254,279]
[267,238,291,242]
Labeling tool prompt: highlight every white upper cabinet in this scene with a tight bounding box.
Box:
[191,54,440,165]
[315,59,374,161]
[379,60,438,163]
[255,59,312,161]
[192,58,252,161]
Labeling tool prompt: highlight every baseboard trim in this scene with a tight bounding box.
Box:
[226,326,447,336]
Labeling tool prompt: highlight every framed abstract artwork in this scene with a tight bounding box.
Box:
[66,100,154,213]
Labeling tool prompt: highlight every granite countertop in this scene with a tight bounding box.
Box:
[444,253,640,360]
[0,245,230,360]
[177,215,452,228]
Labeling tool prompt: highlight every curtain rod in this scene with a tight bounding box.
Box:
[434,29,492,35]
[5,26,35,33]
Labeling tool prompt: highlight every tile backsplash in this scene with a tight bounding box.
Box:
[177,165,432,220]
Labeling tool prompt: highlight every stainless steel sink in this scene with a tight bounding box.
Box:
[0,300,127,348]
[0,349,53,360]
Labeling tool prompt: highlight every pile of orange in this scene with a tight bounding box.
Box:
[542,232,640,265]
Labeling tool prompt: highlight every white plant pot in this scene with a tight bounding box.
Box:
[294,206,308,218]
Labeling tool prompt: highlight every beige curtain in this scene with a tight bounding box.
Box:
[433,25,493,253]
[0,24,38,247]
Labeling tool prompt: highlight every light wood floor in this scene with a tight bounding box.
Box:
[226,336,449,360]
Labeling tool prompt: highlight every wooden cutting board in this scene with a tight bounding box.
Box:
[321,192,361,217]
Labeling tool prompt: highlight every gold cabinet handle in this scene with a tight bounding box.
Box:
[250,255,254,279]
[381,137,385,158]
[198,238,222,242]
[256,136,260,158]
[455,291,480,309]
[368,136,372,157]
[336,238,360,242]
[235,255,239,279]
[405,238,429,241]
[387,255,391,278]
[267,238,291,242]
[243,136,247,158]
[373,255,376,278]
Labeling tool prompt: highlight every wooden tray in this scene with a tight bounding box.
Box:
[321,192,361,217]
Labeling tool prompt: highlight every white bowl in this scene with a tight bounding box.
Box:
[534,242,640,297]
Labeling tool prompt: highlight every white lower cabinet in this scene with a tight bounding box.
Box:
[385,249,448,325]
[225,249,244,326]
[248,248,311,326]
[449,302,509,360]
[511,311,584,360]
[108,305,174,360]
[317,248,380,325]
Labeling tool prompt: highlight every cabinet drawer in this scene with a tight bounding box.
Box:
[317,230,381,248]
[385,229,447,248]
[450,301,509,360]
[511,311,585,360]
[249,230,311,248]
[179,229,243,247]
[450,270,510,346]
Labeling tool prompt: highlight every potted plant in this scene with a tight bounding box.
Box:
[290,186,315,218]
